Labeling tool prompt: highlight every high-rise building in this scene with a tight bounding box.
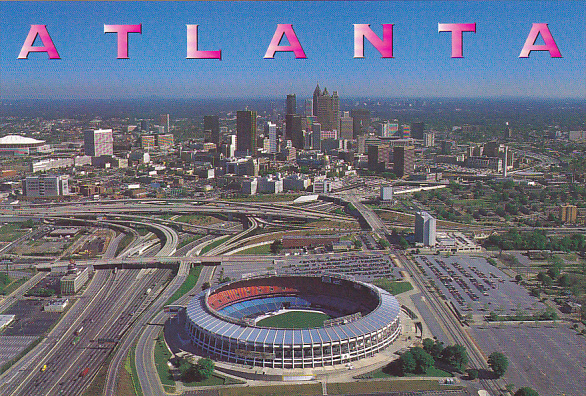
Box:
[312,123,322,150]
[23,174,69,197]
[389,121,399,137]
[286,114,303,149]
[423,132,435,147]
[266,122,277,154]
[351,109,370,138]
[141,135,156,150]
[312,84,321,117]
[393,146,415,177]
[339,111,353,140]
[415,211,436,246]
[156,134,174,148]
[304,99,313,117]
[314,85,339,132]
[368,144,390,172]
[286,94,297,115]
[204,115,220,145]
[401,124,411,139]
[84,129,113,157]
[411,122,424,140]
[560,204,578,224]
[159,114,170,134]
[140,120,150,132]
[237,110,257,156]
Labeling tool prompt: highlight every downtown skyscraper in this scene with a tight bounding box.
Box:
[236,110,257,156]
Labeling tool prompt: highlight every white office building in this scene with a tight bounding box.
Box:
[267,122,277,154]
[415,211,436,246]
[24,174,69,198]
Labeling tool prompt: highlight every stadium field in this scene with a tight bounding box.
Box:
[256,311,331,329]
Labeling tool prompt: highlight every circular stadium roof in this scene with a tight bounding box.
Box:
[186,275,401,345]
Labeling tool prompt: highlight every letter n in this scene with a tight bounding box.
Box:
[354,24,393,58]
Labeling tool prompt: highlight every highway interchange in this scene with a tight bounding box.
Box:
[0,192,536,396]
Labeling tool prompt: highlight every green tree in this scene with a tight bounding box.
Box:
[441,345,468,371]
[270,240,283,254]
[467,368,479,380]
[399,351,416,374]
[195,358,215,380]
[514,387,539,396]
[410,347,435,374]
[488,352,508,378]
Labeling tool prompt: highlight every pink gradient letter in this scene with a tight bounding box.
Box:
[18,25,60,59]
[264,24,306,59]
[104,24,142,59]
[354,24,393,58]
[186,25,221,60]
[519,23,562,58]
[438,23,476,58]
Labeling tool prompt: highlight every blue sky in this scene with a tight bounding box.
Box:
[0,1,584,99]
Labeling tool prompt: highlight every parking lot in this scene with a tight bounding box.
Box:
[414,255,545,315]
[0,335,37,366]
[471,323,586,396]
[2,300,61,337]
[217,253,402,285]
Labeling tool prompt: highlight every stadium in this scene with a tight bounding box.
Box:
[185,274,401,369]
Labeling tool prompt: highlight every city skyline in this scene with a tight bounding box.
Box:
[0,1,584,100]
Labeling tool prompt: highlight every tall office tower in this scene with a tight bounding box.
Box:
[350,109,370,138]
[286,94,297,115]
[156,134,174,148]
[401,124,411,139]
[559,204,578,224]
[390,121,399,137]
[423,132,435,147]
[204,115,220,145]
[140,119,150,132]
[415,211,436,246]
[376,121,391,138]
[84,129,113,157]
[393,146,415,177]
[368,144,390,172]
[312,84,321,116]
[286,114,303,149]
[227,135,236,157]
[504,121,512,140]
[237,110,257,156]
[312,122,322,150]
[266,122,277,154]
[304,99,313,117]
[339,111,353,140]
[159,114,170,134]
[313,85,340,132]
[411,122,424,140]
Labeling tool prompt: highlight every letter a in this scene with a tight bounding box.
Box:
[264,24,306,59]
[18,25,60,59]
[519,23,562,58]
[354,24,393,58]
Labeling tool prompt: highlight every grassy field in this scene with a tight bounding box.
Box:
[256,311,330,329]
[177,234,204,249]
[200,236,230,255]
[219,383,322,396]
[165,265,202,306]
[234,244,272,255]
[372,279,414,295]
[327,379,459,395]
[0,223,28,242]
[153,330,175,389]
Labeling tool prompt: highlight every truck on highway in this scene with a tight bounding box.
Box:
[40,364,47,372]
[80,367,89,377]
[74,326,84,336]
